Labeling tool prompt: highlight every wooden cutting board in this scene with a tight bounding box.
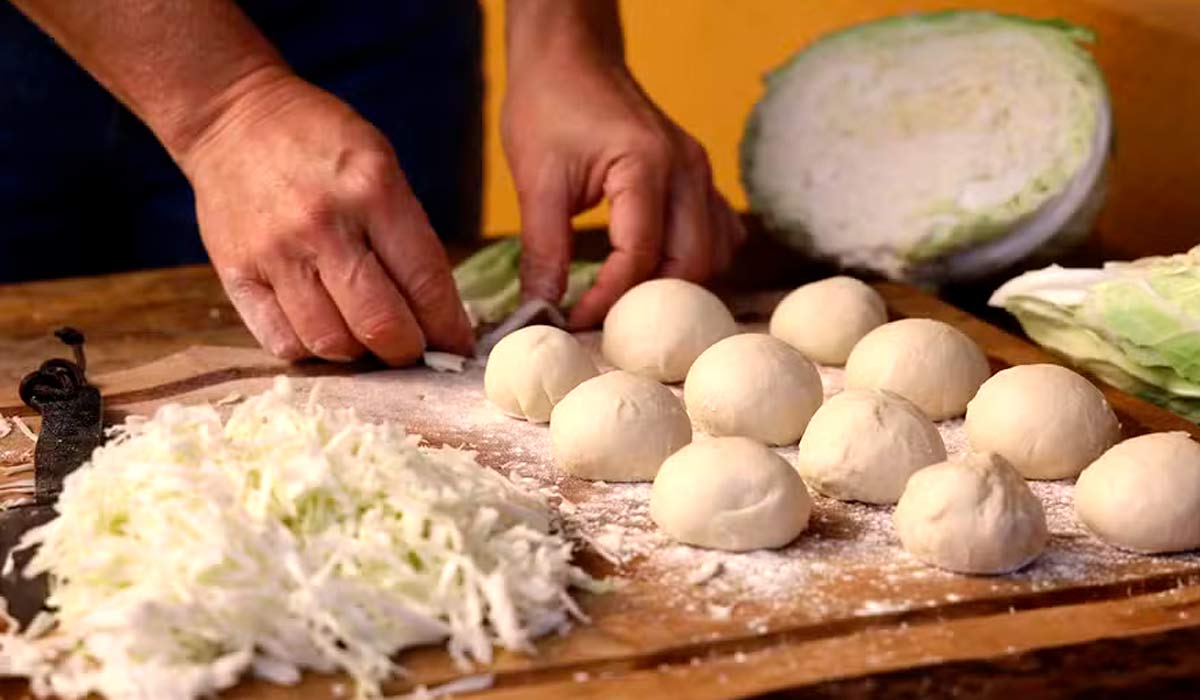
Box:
[4,282,1200,700]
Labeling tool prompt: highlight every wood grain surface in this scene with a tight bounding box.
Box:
[3,275,1200,699]
[7,228,1200,696]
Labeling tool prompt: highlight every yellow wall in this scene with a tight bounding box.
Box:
[481,1,1200,259]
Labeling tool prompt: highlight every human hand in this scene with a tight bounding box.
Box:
[502,40,746,329]
[179,71,474,364]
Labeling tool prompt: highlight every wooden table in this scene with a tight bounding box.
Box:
[5,258,1200,699]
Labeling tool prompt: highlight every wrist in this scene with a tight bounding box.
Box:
[505,0,626,80]
[156,61,298,171]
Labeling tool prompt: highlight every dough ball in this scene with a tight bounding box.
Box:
[550,370,691,481]
[651,436,812,551]
[895,453,1047,574]
[1075,432,1200,553]
[683,333,823,445]
[484,325,599,423]
[844,318,990,420]
[769,276,887,365]
[966,364,1119,480]
[602,278,738,383]
[795,389,946,504]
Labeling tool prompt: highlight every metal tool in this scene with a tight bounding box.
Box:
[0,328,103,629]
[476,298,568,357]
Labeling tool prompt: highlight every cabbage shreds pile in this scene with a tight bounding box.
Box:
[0,378,590,700]
[992,246,1200,422]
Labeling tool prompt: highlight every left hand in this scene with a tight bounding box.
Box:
[502,45,747,329]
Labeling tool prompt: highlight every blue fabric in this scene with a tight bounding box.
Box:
[0,1,482,283]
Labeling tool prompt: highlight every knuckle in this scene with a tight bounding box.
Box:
[220,272,265,303]
[339,150,395,203]
[248,230,295,262]
[294,195,338,233]
[406,270,455,310]
[631,131,673,169]
[354,310,426,364]
[355,310,407,344]
[338,248,376,289]
[278,204,349,262]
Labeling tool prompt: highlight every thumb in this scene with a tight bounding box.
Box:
[517,175,574,305]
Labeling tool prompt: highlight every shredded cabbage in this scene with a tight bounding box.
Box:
[0,378,590,699]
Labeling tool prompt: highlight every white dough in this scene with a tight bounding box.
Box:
[602,278,738,383]
[683,333,823,445]
[894,452,1048,574]
[795,389,946,504]
[844,318,990,420]
[769,276,888,365]
[550,370,691,481]
[484,325,599,423]
[1075,432,1200,553]
[966,364,1119,480]
[650,436,812,551]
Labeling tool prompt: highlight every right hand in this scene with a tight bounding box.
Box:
[178,70,474,364]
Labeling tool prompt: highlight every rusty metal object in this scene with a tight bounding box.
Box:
[0,328,103,629]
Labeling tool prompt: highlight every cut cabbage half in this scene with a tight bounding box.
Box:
[741,11,1111,282]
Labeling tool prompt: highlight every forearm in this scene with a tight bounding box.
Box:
[10,0,291,163]
[505,0,625,76]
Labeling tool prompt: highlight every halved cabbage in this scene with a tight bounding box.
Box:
[741,11,1111,282]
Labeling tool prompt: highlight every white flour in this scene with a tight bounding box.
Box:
[3,328,1197,633]
[293,331,1200,631]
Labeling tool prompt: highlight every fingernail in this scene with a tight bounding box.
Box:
[271,341,306,362]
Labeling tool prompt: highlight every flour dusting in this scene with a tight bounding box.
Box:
[3,327,1197,641]
[292,329,1200,635]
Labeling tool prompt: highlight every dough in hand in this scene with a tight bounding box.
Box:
[795,389,946,504]
[966,364,1119,480]
[602,278,737,383]
[651,436,812,551]
[894,452,1047,574]
[844,318,990,420]
[684,333,823,445]
[769,276,887,365]
[1075,432,1200,553]
[550,370,691,481]
[485,325,599,423]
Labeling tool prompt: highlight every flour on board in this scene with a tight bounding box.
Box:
[290,329,1199,633]
[2,327,1195,646]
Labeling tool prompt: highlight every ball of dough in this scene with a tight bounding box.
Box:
[602,278,738,383]
[1075,432,1200,553]
[966,364,1120,480]
[894,452,1047,574]
[683,334,823,445]
[769,277,887,365]
[795,389,946,504]
[651,436,812,551]
[844,318,990,420]
[484,325,599,423]
[550,370,691,481]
